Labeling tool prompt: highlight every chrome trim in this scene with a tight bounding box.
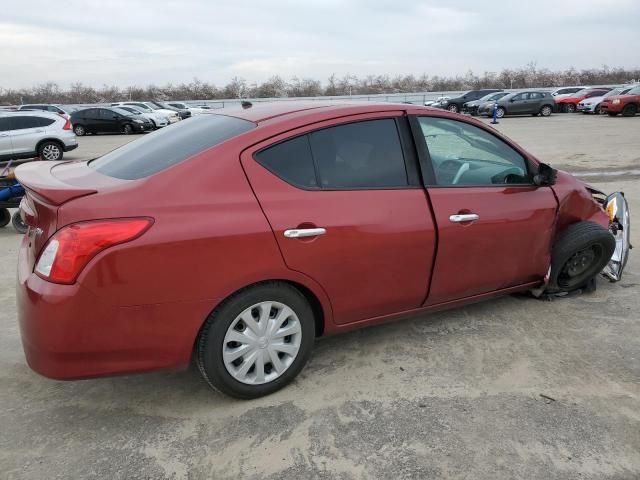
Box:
[449,213,479,223]
[284,228,327,238]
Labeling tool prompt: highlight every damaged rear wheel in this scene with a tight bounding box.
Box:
[547,221,615,294]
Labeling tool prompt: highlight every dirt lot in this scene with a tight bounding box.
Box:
[0,114,639,480]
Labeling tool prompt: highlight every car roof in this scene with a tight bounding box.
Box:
[0,110,62,119]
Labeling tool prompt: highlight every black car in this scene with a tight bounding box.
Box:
[70,107,153,136]
[435,89,503,113]
[150,101,191,119]
[463,92,509,116]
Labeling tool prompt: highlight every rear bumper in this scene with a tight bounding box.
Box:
[16,239,211,380]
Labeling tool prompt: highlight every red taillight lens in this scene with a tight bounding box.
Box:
[63,118,72,130]
[35,218,153,284]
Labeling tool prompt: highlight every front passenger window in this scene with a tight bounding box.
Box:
[418,117,531,186]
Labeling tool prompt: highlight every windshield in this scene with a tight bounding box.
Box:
[480,92,507,102]
[604,88,624,97]
[126,103,152,112]
[145,103,161,110]
[112,107,134,116]
[626,86,640,95]
[119,106,139,114]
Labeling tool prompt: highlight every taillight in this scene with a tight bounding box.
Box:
[35,218,153,284]
[63,118,72,130]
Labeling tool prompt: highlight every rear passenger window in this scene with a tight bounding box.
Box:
[0,118,11,132]
[309,119,408,189]
[255,136,318,189]
[9,116,41,130]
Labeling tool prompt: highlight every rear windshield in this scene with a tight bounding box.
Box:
[89,114,255,180]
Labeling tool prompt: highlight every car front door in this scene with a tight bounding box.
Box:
[411,115,557,305]
[508,93,529,114]
[0,117,13,157]
[241,113,437,325]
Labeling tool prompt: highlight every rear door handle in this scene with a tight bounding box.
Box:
[449,213,479,223]
[284,228,326,238]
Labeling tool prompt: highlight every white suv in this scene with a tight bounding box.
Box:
[0,111,77,161]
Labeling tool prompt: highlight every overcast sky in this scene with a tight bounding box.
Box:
[1,0,638,89]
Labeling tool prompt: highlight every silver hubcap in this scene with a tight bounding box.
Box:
[497,108,505,118]
[75,126,84,135]
[42,145,60,160]
[223,301,302,385]
[448,105,458,112]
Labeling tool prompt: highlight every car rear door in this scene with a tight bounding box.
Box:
[0,117,13,157]
[7,116,43,155]
[411,114,557,305]
[241,113,437,325]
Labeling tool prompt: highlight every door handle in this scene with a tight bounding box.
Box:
[284,228,326,238]
[449,213,479,223]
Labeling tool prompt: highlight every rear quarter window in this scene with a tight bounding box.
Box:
[89,114,255,180]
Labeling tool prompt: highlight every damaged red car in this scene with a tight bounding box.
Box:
[15,102,631,399]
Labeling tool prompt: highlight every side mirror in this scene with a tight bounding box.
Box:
[533,163,557,186]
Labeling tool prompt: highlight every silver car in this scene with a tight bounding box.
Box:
[0,111,77,161]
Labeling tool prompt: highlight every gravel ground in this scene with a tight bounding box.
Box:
[0,114,638,480]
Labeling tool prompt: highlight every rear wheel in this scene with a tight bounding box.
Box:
[196,282,316,399]
[12,211,27,234]
[622,104,638,117]
[547,222,615,293]
[540,105,553,117]
[38,141,63,161]
[566,103,576,113]
[73,124,86,136]
[0,209,10,228]
[594,104,601,114]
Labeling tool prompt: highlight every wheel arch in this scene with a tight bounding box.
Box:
[35,137,64,154]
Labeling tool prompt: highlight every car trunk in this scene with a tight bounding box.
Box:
[15,160,124,271]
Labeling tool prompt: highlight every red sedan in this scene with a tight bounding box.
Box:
[555,88,612,113]
[600,85,640,116]
[15,102,630,398]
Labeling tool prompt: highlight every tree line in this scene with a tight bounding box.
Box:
[1,64,638,105]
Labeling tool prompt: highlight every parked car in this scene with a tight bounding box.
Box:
[70,107,153,136]
[112,102,180,124]
[463,92,509,116]
[425,96,450,107]
[148,101,191,120]
[550,87,585,97]
[15,102,629,399]
[18,104,73,119]
[555,88,612,113]
[484,91,555,118]
[577,86,636,114]
[433,89,503,113]
[600,85,640,116]
[166,102,208,114]
[116,105,169,128]
[0,111,77,161]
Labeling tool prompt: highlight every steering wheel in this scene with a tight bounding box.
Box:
[452,162,470,185]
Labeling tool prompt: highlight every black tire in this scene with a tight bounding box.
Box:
[496,107,506,118]
[196,282,316,399]
[566,103,576,113]
[594,104,601,115]
[447,104,459,113]
[0,209,10,228]
[37,141,63,161]
[540,105,553,117]
[547,221,615,294]
[122,124,134,135]
[12,211,27,234]
[73,124,86,136]
[622,104,638,117]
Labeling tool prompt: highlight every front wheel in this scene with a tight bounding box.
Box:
[196,282,316,399]
[566,103,576,113]
[622,104,638,117]
[547,222,615,294]
[447,104,459,113]
[496,107,506,118]
[122,124,134,135]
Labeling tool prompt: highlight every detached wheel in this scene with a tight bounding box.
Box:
[122,124,134,135]
[540,105,553,117]
[547,222,615,293]
[38,141,63,161]
[0,209,10,228]
[447,104,459,113]
[73,124,86,136]
[196,282,315,399]
[12,211,27,234]
[622,104,638,117]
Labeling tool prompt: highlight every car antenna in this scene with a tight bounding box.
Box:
[241,101,252,109]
